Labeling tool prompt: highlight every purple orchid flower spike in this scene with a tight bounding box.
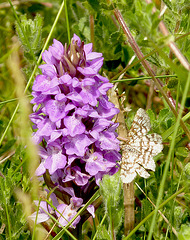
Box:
[30,34,121,228]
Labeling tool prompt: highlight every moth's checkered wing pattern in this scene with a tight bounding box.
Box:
[120,109,163,184]
[127,108,151,140]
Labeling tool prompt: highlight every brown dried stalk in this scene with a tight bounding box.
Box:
[113,8,190,140]
[146,78,155,110]
[108,86,135,235]
[41,222,58,239]
[90,15,95,48]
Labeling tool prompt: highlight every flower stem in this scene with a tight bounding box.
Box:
[112,74,177,82]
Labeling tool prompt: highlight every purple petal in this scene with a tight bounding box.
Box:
[88,57,104,72]
[72,166,90,186]
[39,64,57,78]
[32,74,59,93]
[66,91,84,105]
[84,152,105,175]
[92,118,113,132]
[44,147,67,174]
[98,82,113,95]
[86,205,95,218]
[86,52,102,61]
[29,212,49,224]
[72,34,81,46]
[71,197,83,208]
[45,100,66,122]
[94,74,109,83]
[59,74,72,86]
[84,43,93,54]
[77,66,97,76]
[35,162,46,176]
[64,114,85,137]
[80,85,99,106]
[42,49,57,65]
[34,118,56,144]
[49,39,64,61]
[64,134,93,157]
[56,203,81,228]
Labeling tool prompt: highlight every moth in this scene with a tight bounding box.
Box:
[120,108,163,184]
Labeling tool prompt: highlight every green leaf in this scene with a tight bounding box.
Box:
[175,147,189,158]
[178,224,190,240]
[87,0,101,12]
[147,109,156,123]
[162,0,172,10]
[184,163,190,180]
[167,78,178,89]
[96,225,111,240]
[99,172,124,236]
[15,14,43,62]
[157,109,170,122]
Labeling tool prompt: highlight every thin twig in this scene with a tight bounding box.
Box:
[0,150,15,164]
[43,207,65,240]
[146,80,154,110]
[110,31,190,82]
[41,222,58,239]
[90,15,95,48]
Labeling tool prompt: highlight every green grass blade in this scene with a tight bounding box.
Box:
[162,112,190,141]
[31,199,41,240]
[5,202,12,239]
[65,0,71,44]
[112,74,177,83]
[92,214,107,240]
[147,71,190,240]
[123,187,185,240]
[38,204,77,240]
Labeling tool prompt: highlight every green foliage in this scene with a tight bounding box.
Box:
[178,224,190,240]
[15,14,43,63]
[167,78,178,89]
[184,163,190,180]
[0,168,31,239]
[98,172,124,239]
[0,0,190,239]
[147,108,175,134]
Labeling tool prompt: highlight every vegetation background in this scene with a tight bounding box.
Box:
[0,0,190,239]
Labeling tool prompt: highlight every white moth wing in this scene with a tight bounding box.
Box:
[128,108,151,139]
[120,108,163,184]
